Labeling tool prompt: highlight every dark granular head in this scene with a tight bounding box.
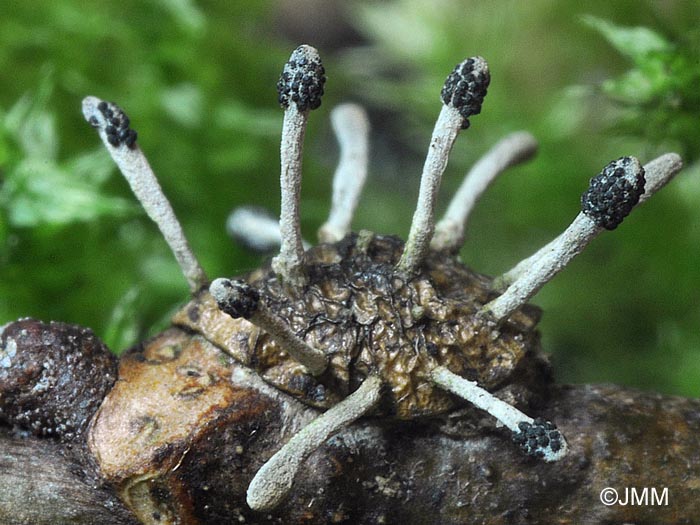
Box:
[95,100,138,149]
[0,318,118,441]
[512,417,565,461]
[440,56,490,129]
[277,45,326,112]
[581,156,645,230]
[210,278,260,320]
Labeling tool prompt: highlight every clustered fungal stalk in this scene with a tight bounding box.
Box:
[483,156,646,322]
[397,56,490,275]
[272,45,326,287]
[82,42,685,515]
[431,131,538,252]
[210,278,328,376]
[82,96,207,294]
[318,103,371,243]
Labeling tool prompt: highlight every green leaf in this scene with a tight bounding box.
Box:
[154,0,206,35]
[161,83,204,128]
[102,286,143,353]
[214,100,280,137]
[64,148,115,185]
[601,69,656,104]
[0,158,136,227]
[3,69,58,160]
[582,15,672,63]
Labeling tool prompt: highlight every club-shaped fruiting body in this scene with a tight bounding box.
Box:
[82,96,207,294]
[512,418,566,461]
[82,44,685,513]
[581,156,645,230]
[493,153,684,292]
[440,56,490,129]
[397,56,490,276]
[318,103,371,243]
[483,156,645,323]
[210,277,328,376]
[272,45,326,287]
[277,45,326,112]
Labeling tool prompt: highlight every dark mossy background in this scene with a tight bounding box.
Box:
[1,0,699,396]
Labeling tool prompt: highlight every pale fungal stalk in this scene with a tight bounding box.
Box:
[431,366,567,462]
[209,278,327,376]
[82,96,207,293]
[318,103,371,243]
[484,156,645,323]
[271,45,326,287]
[226,206,310,253]
[246,375,383,511]
[396,56,490,275]
[635,152,683,206]
[493,152,683,291]
[431,131,538,252]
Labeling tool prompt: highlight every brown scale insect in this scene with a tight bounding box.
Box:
[0,44,684,522]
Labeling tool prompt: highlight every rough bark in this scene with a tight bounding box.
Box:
[0,427,139,525]
[1,367,698,524]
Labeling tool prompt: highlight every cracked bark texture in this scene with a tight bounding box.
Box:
[1,329,698,524]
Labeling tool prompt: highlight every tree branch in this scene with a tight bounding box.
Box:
[0,428,138,525]
[1,328,697,524]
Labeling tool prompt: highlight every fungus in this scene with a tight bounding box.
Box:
[431,131,538,252]
[272,45,326,286]
[431,366,567,462]
[209,278,328,376]
[483,156,646,323]
[318,103,371,243]
[396,56,490,276]
[246,375,382,511]
[82,43,685,516]
[492,153,683,295]
[82,96,207,294]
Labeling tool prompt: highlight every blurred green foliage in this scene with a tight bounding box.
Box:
[0,1,698,396]
[0,0,287,349]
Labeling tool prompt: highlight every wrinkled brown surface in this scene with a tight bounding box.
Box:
[175,234,543,418]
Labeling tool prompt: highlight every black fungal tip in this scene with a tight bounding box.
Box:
[440,56,490,128]
[210,279,260,320]
[276,45,326,112]
[512,418,564,460]
[95,100,138,150]
[581,156,645,230]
